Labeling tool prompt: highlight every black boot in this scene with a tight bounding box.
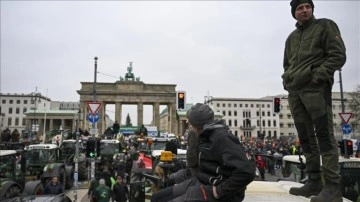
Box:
[310,182,342,202]
[289,179,323,197]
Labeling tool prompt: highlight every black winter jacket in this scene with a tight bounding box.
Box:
[197,120,255,201]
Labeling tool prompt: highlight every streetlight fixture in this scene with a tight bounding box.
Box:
[30,89,41,141]
[73,108,83,202]
[204,95,213,105]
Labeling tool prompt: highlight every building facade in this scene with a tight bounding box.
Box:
[207,91,357,140]
[0,92,51,132]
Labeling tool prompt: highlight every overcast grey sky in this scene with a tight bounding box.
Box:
[1,1,359,124]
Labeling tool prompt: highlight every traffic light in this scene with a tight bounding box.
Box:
[338,139,353,156]
[96,139,101,157]
[273,97,281,113]
[86,140,95,158]
[177,91,186,110]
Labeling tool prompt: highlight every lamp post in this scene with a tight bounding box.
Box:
[204,95,212,105]
[91,57,98,180]
[73,109,82,202]
[31,89,41,142]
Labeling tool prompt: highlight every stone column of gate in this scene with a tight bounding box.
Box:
[98,103,105,135]
[137,102,144,127]
[115,102,122,126]
[168,103,178,135]
[153,102,160,131]
[38,119,44,136]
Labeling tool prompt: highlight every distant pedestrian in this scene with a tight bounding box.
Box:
[44,176,63,195]
[94,179,111,202]
[112,175,129,202]
[256,156,266,181]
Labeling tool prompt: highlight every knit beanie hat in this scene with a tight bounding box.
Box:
[187,103,214,129]
[290,0,314,19]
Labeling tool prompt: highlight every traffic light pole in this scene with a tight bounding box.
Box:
[339,69,349,158]
[91,57,98,180]
[73,115,80,202]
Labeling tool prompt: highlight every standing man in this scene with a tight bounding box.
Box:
[94,179,111,202]
[112,121,120,136]
[282,0,346,201]
[44,176,63,195]
[112,175,129,202]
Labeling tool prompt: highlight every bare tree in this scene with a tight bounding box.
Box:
[349,84,360,137]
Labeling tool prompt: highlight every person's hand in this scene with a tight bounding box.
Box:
[212,186,219,199]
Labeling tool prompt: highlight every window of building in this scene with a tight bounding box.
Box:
[1,100,5,104]
[234,104,237,107]
[274,130,277,138]
[9,100,13,104]
[267,111,271,116]
[239,104,242,107]
[279,114,283,119]
[287,123,292,128]
[267,104,270,108]
[256,111,260,116]
[234,111,237,116]
[16,108,20,114]
[268,120,271,127]
[287,114,292,119]
[268,130,271,137]
[222,111,226,116]
[222,103,225,107]
[229,120,232,126]
[235,131,238,136]
[256,104,260,108]
[8,107,13,114]
[16,100,20,104]
[257,120,260,126]
[273,120,277,127]
[8,118,12,126]
[245,104,248,108]
[228,111,232,116]
[23,108,27,113]
[280,123,284,128]
[228,103,231,107]
[24,100,28,104]
[262,104,265,108]
[262,111,265,117]
[234,120,238,127]
[217,103,220,107]
[262,120,265,127]
[15,118,19,126]
[250,104,253,108]
[22,118,26,126]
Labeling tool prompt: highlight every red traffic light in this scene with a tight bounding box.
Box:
[274,98,281,103]
[347,141,353,146]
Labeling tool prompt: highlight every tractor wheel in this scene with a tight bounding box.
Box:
[5,186,21,198]
[65,168,74,189]
[79,161,87,180]
[59,168,66,190]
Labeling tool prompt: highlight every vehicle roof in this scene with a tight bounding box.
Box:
[283,155,360,164]
[62,139,81,143]
[0,194,71,202]
[27,144,58,150]
[0,150,17,156]
[244,181,352,202]
[152,149,186,157]
[100,139,120,143]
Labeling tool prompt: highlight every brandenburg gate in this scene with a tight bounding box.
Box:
[77,62,178,135]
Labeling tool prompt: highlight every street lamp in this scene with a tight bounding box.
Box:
[31,90,41,141]
[73,108,83,202]
[204,95,213,105]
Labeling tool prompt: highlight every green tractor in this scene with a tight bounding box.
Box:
[60,139,88,180]
[24,144,74,190]
[0,150,43,199]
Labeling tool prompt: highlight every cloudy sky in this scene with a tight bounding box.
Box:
[1,1,359,124]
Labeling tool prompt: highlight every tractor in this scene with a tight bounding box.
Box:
[60,139,87,180]
[24,144,74,190]
[0,150,43,199]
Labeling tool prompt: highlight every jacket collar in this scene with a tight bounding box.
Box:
[295,15,316,30]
